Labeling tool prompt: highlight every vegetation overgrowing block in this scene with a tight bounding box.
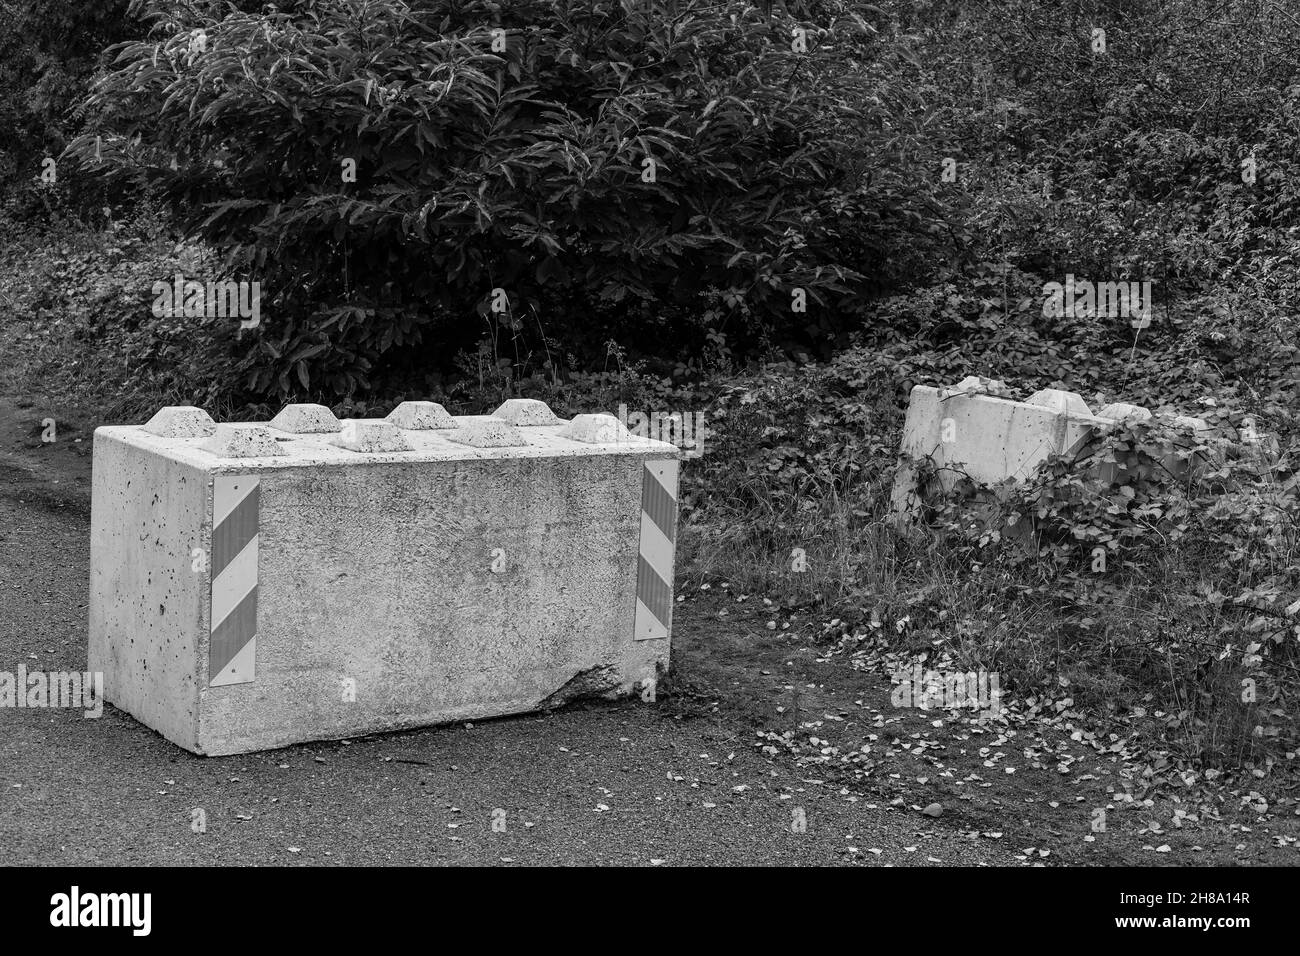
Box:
[890,379,1275,519]
[891,381,1103,518]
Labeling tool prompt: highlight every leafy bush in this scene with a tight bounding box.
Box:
[899,0,1300,287]
[0,0,140,213]
[67,0,942,402]
[0,205,244,419]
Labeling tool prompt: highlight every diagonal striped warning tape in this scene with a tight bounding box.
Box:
[634,459,679,641]
[209,475,258,685]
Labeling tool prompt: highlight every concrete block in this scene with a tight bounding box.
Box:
[890,379,1118,522]
[892,378,1269,517]
[89,405,680,755]
[492,398,562,426]
[386,401,454,430]
[268,403,340,434]
[890,383,1103,513]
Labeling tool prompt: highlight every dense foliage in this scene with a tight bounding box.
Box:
[67,0,940,400]
[0,0,139,215]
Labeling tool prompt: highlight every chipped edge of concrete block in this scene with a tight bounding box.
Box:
[200,424,287,458]
[268,403,340,434]
[558,413,630,444]
[142,406,216,439]
[333,419,414,453]
[444,415,528,448]
[538,663,623,709]
[385,401,455,430]
[491,398,562,426]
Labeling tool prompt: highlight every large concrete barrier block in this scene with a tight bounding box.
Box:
[90,403,680,755]
[892,379,1272,518]
[891,383,1103,515]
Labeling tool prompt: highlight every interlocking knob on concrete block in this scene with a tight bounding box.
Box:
[141,406,216,439]
[445,415,528,447]
[942,375,1013,399]
[559,413,630,444]
[1027,389,1093,417]
[491,398,562,426]
[268,403,340,434]
[954,375,999,391]
[385,401,455,430]
[333,419,413,453]
[200,424,286,458]
[1097,402,1153,423]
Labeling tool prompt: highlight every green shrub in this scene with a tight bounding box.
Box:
[67,0,941,402]
[0,0,140,213]
[0,205,244,420]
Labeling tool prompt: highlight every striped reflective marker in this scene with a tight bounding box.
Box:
[634,459,679,641]
[209,475,258,685]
